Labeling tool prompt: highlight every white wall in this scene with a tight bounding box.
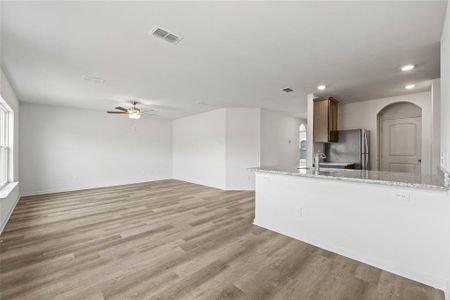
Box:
[255,172,450,290]
[173,108,300,190]
[431,79,441,175]
[20,103,172,195]
[0,69,19,182]
[439,3,450,299]
[0,67,20,233]
[260,109,302,167]
[173,109,227,190]
[16,104,297,196]
[306,93,315,168]
[441,2,450,175]
[339,92,432,173]
[225,108,260,190]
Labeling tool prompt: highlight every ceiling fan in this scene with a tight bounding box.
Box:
[107,101,156,119]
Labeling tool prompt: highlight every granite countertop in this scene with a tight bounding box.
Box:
[248,166,449,191]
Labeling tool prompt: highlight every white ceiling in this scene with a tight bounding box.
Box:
[0,1,447,119]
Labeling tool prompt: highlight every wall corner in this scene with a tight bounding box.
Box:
[445,280,450,300]
[306,93,315,167]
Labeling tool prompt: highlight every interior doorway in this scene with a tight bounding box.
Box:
[378,102,422,174]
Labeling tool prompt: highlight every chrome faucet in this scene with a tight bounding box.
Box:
[314,151,326,171]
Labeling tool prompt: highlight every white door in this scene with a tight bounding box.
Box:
[380,117,422,173]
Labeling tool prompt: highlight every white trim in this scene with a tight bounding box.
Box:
[0,181,18,199]
[0,180,7,191]
[20,178,173,197]
[0,96,14,185]
[0,196,19,235]
[7,105,14,182]
[0,182,19,235]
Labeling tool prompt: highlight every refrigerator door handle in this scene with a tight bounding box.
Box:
[363,130,369,154]
[363,130,370,170]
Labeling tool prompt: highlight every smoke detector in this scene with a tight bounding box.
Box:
[151,26,183,44]
[82,75,104,84]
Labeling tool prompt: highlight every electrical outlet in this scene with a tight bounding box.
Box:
[295,207,303,217]
[391,190,410,201]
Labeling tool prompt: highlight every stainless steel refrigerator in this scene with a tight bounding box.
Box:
[323,129,370,170]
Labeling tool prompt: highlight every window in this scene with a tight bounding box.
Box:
[0,99,12,189]
[299,123,307,167]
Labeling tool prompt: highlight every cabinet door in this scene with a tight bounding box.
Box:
[328,100,338,142]
[313,100,329,142]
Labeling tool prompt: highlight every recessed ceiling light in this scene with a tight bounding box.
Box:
[282,87,293,93]
[405,84,415,89]
[317,85,326,90]
[401,64,415,72]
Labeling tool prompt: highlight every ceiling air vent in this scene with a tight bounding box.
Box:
[151,27,183,44]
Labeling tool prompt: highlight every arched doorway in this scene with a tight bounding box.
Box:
[299,123,307,167]
[378,102,422,173]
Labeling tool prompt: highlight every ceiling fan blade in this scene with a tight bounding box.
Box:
[141,109,155,113]
[107,111,127,114]
[115,106,128,112]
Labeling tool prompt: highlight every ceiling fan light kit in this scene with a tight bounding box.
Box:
[128,110,141,119]
[107,101,156,120]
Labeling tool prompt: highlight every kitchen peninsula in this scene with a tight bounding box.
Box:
[249,166,450,291]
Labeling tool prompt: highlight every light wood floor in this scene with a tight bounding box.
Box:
[0,180,444,300]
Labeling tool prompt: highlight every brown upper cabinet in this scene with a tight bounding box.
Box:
[313,96,339,143]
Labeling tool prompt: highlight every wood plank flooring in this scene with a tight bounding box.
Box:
[0,179,444,300]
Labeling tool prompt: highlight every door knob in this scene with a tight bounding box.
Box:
[418,159,422,163]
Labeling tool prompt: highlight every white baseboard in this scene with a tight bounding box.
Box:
[173,177,255,191]
[172,177,226,191]
[21,178,173,197]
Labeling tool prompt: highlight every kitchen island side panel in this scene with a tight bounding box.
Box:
[254,172,450,290]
